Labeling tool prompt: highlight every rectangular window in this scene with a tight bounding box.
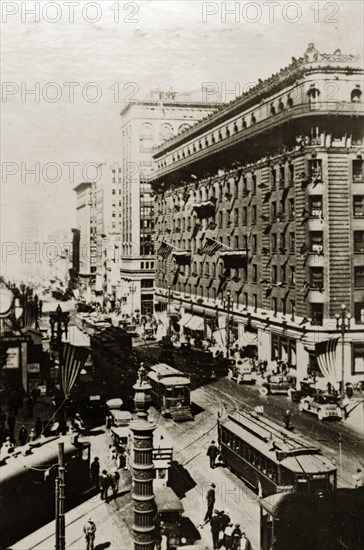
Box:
[353,159,364,182]
[281,265,286,284]
[289,232,295,252]
[288,164,294,183]
[289,198,295,220]
[280,233,286,253]
[310,267,324,289]
[272,265,277,284]
[272,297,278,316]
[309,196,323,217]
[352,344,364,375]
[252,204,257,223]
[252,174,257,194]
[271,167,277,188]
[310,232,323,253]
[234,208,239,225]
[252,234,257,253]
[244,292,248,308]
[218,211,223,228]
[354,302,364,324]
[289,266,295,286]
[311,303,324,326]
[242,207,248,225]
[271,233,277,252]
[242,177,248,196]
[253,294,258,312]
[234,235,239,249]
[308,159,322,181]
[279,165,285,186]
[271,201,277,221]
[353,196,364,217]
[354,266,364,287]
[252,265,257,283]
[281,298,286,315]
[354,231,364,252]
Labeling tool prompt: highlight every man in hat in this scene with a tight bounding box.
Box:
[210,510,221,549]
[204,483,216,523]
[240,530,252,550]
[83,517,96,550]
[207,440,220,469]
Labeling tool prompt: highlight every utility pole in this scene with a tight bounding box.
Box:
[224,289,232,358]
[335,303,351,399]
[55,442,66,550]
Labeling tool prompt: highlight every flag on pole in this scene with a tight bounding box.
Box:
[158,241,174,259]
[61,342,89,398]
[22,301,38,328]
[202,237,225,256]
[315,337,340,388]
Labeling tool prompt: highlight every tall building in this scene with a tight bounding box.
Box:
[149,45,364,385]
[73,181,98,301]
[119,90,221,316]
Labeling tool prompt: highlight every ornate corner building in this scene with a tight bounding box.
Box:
[149,45,364,384]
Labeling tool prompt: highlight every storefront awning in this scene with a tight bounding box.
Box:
[185,315,204,331]
[177,313,193,327]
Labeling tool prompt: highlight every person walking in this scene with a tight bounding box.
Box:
[204,483,216,523]
[111,469,120,499]
[90,457,100,489]
[19,425,28,446]
[284,409,291,430]
[207,440,219,469]
[29,428,36,442]
[224,523,234,550]
[210,510,221,550]
[219,509,231,537]
[240,531,252,550]
[232,524,242,550]
[83,517,96,550]
[99,469,110,501]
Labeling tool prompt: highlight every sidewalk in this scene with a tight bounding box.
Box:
[341,397,364,436]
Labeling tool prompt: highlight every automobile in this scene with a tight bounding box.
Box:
[298,393,343,421]
[290,380,317,402]
[259,374,297,396]
[155,487,191,549]
[227,358,256,384]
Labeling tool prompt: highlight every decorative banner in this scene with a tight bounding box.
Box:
[61,342,90,398]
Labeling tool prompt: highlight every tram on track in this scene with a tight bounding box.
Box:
[218,410,337,497]
[0,435,91,548]
[147,363,193,421]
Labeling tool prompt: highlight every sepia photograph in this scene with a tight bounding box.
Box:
[1,1,364,549]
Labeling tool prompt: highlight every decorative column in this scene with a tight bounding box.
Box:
[130,365,156,550]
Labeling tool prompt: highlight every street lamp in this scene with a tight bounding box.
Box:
[335,303,351,399]
[224,289,233,358]
[130,283,136,318]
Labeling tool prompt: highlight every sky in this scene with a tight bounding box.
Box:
[1,0,363,251]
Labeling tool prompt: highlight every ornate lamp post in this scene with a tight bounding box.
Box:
[223,289,233,358]
[335,304,351,399]
[130,364,156,550]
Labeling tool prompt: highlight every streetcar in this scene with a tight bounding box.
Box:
[0,435,91,548]
[260,487,364,550]
[147,363,193,421]
[218,410,336,497]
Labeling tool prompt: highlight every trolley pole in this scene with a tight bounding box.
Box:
[55,442,66,550]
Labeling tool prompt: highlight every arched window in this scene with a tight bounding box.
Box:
[234,123,239,133]
[251,114,256,124]
[140,122,153,140]
[159,123,174,142]
[287,96,294,108]
[211,135,216,144]
[242,118,247,129]
[218,132,223,141]
[307,87,320,103]
[278,101,284,112]
[179,123,191,133]
[270,104,276,116]
[226,127,230,138]
[351,88,362,103]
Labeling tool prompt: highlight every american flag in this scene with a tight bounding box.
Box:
[201,237,224,256]
[158,241,174,259]
[22,301,38,328]
[315,337,340,387]
[61,342,89,398]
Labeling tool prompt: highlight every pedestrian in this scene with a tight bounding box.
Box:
[232,524,242,550]
[29,428,36,442]
[345,383,354,399]
[224,523,234,550]
[284,409,291,430]
[240,531,252,550]
[204,483,216,523]
[210,510,221,550]
[19,425,28,446]
[207,440,220,469]
[111,469,120,499]
[219,509,231,536]
[90,457,100,489]
[35,416,43,439]
[352,468,364,488]
[99,469,110,501]
[3,436,14,454]
[83,517,96,550]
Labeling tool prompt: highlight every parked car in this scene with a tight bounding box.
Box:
[259,374,297,396]
[290,381,317,402]
[155,487,190,549]
[298,393,342,420]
